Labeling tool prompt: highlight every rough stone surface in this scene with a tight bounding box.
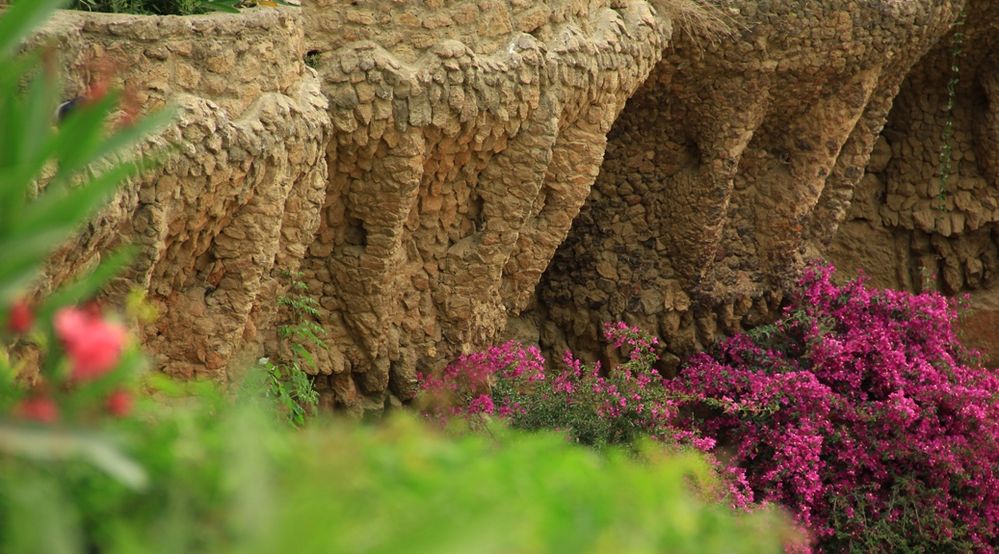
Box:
[826,0,999,362]
[24,2,999,411]
[533,0,963,364]
[30,9,331,380]
[300,0,667,412]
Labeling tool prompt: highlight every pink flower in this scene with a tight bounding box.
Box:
[673,263,999,551]
[105,389,134,417]
[55,307,127,382]
[16,395,58,423]
[468,394,495,415]
[7,299,33,334]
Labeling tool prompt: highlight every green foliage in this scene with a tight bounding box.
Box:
[259,271,320,426]
[0,0,167,379]
[303,50,320,70]
[67,0,218,15]
[501,367,666,449]
[825,478,978,554]
[0,0,166,496]
[66,0,294,15]
[268,417,795,554]
[1,375,796,553]
[259,356,318,427]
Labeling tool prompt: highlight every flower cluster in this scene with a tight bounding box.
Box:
[671,264,999,551]
[539,323,699,448]
[5,301,133,423]
[418,340,545,422]
[418,264,998,551]
[420,324,712,451]
[56,306,128,383]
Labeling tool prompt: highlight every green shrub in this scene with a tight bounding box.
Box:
[2,376,797,553]
[70,0,205,15]
[66,0,291,15]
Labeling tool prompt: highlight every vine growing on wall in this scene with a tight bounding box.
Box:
[936,7,967,211]
[258,270,321,426]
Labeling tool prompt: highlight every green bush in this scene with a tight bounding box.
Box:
[70,0,206,14]
[273,418,794,554]
[2,376,796,553]
[67,0,291,15]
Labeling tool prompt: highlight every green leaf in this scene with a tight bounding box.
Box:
[46,91,122,184]
[0,0,66,58]
[0,229,70,303]
[20,63,60,173]
[89,106,174,167]
[14,159,140,236]
[0,423,148,490]
[0,55,51,227]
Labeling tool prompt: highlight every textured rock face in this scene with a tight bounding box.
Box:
[31,9,331,379]
[534,0,963,363]
[299,0,667,411]
[28,2,999,411]
[826,0,999,361]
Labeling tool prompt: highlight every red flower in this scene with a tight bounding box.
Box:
[105,389,133,417]
[7,299,33,334]
[54,307,127,382]
[16,396,58,423]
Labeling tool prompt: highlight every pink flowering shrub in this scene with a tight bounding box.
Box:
[2,300,136,423]
[420,323,712,450]
[671,264,999,551]
[418,340,546,425]
[424,264,998,552]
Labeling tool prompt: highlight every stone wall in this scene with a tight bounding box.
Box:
[24,1,999,412]
[532,0,964,366]
[826,0,999,361]
[300,0,667,412]
[29,9,331,380]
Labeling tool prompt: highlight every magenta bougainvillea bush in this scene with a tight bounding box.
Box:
[418,339,546,421]
[420,264,999,552]
[419,323,707,449]
[672,264,999,551]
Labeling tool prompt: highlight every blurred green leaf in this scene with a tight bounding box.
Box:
[0,0,66,57]
[0,423,148,490]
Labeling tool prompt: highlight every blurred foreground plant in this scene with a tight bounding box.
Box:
[3,373,798,553]
[0,0,169,494]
